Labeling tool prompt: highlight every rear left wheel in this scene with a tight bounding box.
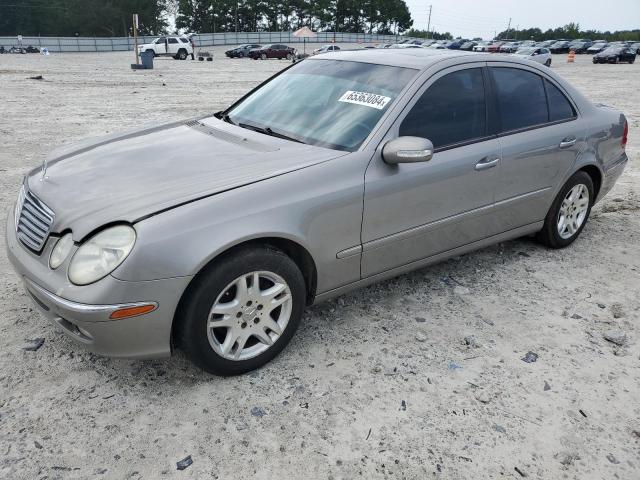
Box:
[536,171,594,249]
[177,49,188,60]
[176,246,306,376]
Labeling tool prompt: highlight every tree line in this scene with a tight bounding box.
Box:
[1,4,638,42]
[174,0,413,34]
[0,1,170,37]
[0,0,412,36]
[497,23,640,42]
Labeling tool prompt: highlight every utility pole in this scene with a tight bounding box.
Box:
[506,17,511,39]
[426,5,432,39]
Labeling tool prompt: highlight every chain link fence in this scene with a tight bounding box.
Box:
[0,31,414,53]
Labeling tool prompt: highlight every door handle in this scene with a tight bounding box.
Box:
[475,156,500,171]
[559,137,577,148]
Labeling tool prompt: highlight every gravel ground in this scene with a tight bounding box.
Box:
[0,49,639,480]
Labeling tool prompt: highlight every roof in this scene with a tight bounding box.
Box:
[308,48,486,70]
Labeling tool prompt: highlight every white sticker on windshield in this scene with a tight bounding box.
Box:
[338,91,392,110]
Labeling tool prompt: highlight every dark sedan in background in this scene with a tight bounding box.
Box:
[225,44,262,58]
[549,41,571,53]
[593,46,636,64]
[587,42,608,54]
[248,44,295,60]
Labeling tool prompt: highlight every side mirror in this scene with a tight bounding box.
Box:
[382,137,434,164]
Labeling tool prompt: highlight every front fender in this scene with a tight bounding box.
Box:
[112,155,369,295]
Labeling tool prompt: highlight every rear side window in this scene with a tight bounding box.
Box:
[180,38,189,43]
[491,67,547,132]
[168,38,178,44]
[545,79,575,121]
[399,68,486,149]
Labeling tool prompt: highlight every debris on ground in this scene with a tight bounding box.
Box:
[251,406,266,418]
[544,381,551,391]
[493,424,506,434]
[415,331,427,342]
[521,351,538,363]
[22,338,45,351]
[606,453,620,464]
[448,362,462,370]
[464,335,479,348]
[603,329,627,346]
[176,455,193,470]
[400,400,407,411]
[28,75,44,80]
[475,391,491,404]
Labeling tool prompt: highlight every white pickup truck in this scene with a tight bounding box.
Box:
[138,36,194,60]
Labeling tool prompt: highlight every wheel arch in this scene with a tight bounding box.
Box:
[170,236,318,349]
[578,164,603,199]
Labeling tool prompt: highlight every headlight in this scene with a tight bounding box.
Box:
[49,233,74,269]
[68,225,136,285]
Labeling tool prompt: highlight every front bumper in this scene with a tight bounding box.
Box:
[6,208,192,359]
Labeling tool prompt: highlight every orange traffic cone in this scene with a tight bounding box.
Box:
[567,50,576,63]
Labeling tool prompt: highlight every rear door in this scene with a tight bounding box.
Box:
[167,38,180,55]
[488,64,585,229]
[361,64,504,277]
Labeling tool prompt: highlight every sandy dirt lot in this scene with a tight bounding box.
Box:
[0,48,639,480]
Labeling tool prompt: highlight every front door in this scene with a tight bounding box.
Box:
[361,64,504,278]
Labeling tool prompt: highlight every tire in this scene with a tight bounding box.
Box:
[176,246,306,376]
[286,53,293,60]
[536,171,594,249]
[545,59,551,67]
[145,49,155,57]
[261,53,267,60]
[177,49,188,60]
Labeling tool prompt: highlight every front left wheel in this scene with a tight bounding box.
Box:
[176,246,306,376]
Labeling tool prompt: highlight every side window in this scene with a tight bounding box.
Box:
[168,38,178,44]
[491,67,547,132]
[545,80,576,122]
[180,38,189,43]
[399,68,487,149]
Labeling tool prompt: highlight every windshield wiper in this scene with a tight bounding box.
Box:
[238,122,304,144]
[214,111,236,125]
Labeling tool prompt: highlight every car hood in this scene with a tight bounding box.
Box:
[26,117,347,240]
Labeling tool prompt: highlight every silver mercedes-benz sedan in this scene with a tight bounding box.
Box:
[7,49,628,375]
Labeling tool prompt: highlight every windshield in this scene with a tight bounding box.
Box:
[226,59,418,151]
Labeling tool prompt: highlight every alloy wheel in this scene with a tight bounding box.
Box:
[557,184,589,239]
[207,271,292,361]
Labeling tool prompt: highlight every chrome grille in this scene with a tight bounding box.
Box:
[15,187,55,253]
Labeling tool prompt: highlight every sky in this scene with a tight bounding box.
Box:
[405,0,640,39]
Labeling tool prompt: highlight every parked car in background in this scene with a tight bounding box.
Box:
[447,39,468,50]
[420,40,437,47]
[137,36,194,60]
[313,45,341,55]
[472,41,491,52]
[630,42,640,54]
[9,49,628,375]
[587,42,608,54]
[429,41,447,49]
[459,41,477,51]
[376,43,394,49]
[487,41,505,53]
[500,42,521,53]
[512,46,552,66]
[536,40,556,48]
[593,46,636,64]
[549,41,571,54]
[568,41,593,53]
[248,44,295,60]
[25,45,40,53]
[225,44,262,58]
